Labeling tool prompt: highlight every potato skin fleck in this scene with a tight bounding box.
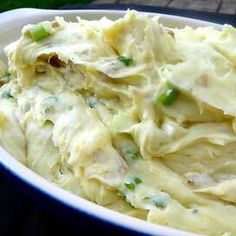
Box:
[0,112,7,129]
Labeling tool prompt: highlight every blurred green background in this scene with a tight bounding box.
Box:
[0,0,93,12]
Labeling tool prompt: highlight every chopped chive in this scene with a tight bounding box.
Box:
[124,150,140,161]
[124,177,142,190]
[156,85,179,106]
[125,182,135,190]
[29,24,50,41]
[134,177,142,184]
[151,195,170,209]
[117,56,134,66]
[2,88,13,99]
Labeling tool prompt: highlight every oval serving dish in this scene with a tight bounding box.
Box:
[0,8,221,236]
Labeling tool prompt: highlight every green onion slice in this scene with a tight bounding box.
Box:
[122,147,141,163]
[124,177,142,190]
[125,150,140,161]
[117,56,134,66]
[29,24,50,41]
[151,195,170,209]
[2,87,13,99]
[156,84,179,106]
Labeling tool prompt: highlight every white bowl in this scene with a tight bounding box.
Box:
[0,8,221,236]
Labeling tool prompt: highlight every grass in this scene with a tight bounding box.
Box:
[0,0,93,12]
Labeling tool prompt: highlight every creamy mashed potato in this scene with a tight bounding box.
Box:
[1,11,236,235]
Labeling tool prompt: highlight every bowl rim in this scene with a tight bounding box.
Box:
[0,8,221,28]
[0,8,221,236]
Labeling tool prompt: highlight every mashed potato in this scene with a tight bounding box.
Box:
[1,10,236,235]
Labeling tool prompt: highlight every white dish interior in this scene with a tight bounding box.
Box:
[0,8,221,236]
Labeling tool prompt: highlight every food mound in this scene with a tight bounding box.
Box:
[0,11,236,235]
